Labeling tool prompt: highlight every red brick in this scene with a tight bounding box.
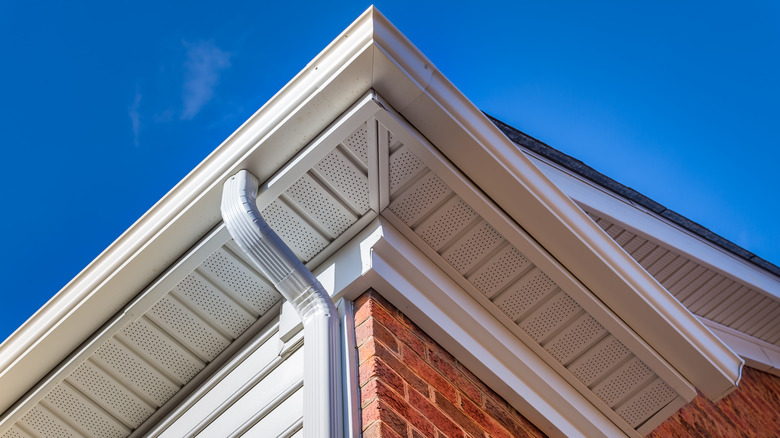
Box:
[433,391,485,438]
[408,386,465,438]
[401,343,457,404]
[358,338,378,367]
[360,355,405,393]
[412,428,431,438]
[364,379,436,437]
[364,419,405,438]
[373,339,429,396]
[368,289,397,314]
[354,317,371,346]
[398,311,418,330]
[484,397,543,438]
[460,395,514,438]
[424,338,456,364]
[355,290,396,323]
[358,291,549,438]
[458,362,508,411]
[369,298,426,353]
[354,291,375,327]
[363,400,409,438]
[363,400,380,429]
[356,316,400,352]
[429,350,481,404]
[398,312,436,344]
[650,367,780,438]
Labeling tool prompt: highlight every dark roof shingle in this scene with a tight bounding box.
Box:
[487,114,780,278]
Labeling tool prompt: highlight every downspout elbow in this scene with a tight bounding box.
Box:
[221,170,341,437]
[221,171,334,316]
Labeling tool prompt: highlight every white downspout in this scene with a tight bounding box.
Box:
[221,170,342,438]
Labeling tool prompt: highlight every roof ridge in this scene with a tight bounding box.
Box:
[485,113,780,279]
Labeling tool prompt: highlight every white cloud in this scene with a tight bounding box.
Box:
[129,89,142,147]
[180,40,231,120]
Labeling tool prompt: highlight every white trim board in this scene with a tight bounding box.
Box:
[0,6,742,422]
[525,150,780,302]
[699,317,780,377]
[315,218,630,437]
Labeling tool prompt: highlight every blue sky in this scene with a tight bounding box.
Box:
[0,1,778,342]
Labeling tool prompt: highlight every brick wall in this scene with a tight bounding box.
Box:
[650,366,780,437]
[355,290,546,438]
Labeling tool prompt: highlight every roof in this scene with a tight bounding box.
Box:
[488,115,780,278]
[0,7,747,437]
[492,115,780,365]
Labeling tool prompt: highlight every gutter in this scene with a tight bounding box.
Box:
[221,170,342,437]
[487,114,780,280]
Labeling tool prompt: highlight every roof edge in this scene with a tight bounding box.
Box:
[487,114,780,279]
[0,6,380,415]
[394,54,743,399]
[0,5,744,416]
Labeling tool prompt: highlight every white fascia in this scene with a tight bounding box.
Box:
[366,11,743,401]
[0,4,742,414]
[0,7,379,414]
[526,151,780,302]
[698,318,780,377]
[315,218,630,438]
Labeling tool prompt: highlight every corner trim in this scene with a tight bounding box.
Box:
[323,218,631,438]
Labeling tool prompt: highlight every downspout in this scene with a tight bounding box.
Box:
[221,170,342,437]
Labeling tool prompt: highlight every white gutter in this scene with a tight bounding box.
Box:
[221,170,342,437]
[0,4,741,419]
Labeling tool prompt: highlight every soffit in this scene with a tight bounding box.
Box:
[520,145,780,350]
[0,109,379,437]
[2,96,705,437]
[221,96,712,434]
[148,96,703,434]
[370,103,691,435]
[0,229,284,438]
[0,5,743,427]
[586,211,780,348]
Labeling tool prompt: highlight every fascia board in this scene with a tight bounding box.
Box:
[527,153,780,301]
[0,3,742,416]
[0,8,379,415]
[378,33,743,400]
[0,7,416,413]
[373,105,695,403]
[699,317,780,377]
[317,218,630,438]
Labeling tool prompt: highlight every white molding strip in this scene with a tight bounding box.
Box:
[314,218,631,438]
[371,11,744,399]
[372,102,696,406]
[526,152,780,302]
[700,317,780,377]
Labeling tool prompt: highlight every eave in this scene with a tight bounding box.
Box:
[522,144,780,362]
[0,5,742,429]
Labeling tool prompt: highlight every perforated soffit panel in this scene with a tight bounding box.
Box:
[0,119,376,438]
[248,96,694,434]
[380,118,684,434]
[241,104,690,433]
[1,242,284,438]
[2,99,688,437]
